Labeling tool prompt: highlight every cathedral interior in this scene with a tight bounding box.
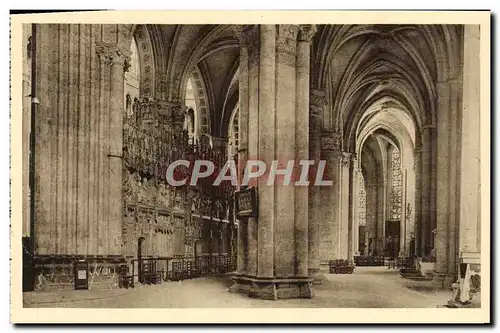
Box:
[21,23,482,303]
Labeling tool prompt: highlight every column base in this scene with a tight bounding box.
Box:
[229,273,313,300]
[308,268,323,285]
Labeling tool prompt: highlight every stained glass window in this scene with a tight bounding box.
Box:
[390,147,403,220]
[358,172,366,226]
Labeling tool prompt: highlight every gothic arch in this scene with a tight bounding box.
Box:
[313,24,461,90]
[313,25,463,146]
[164,25,228,103]
[219,63,240,137]
[189,65,212,135]
[125,25,158,99]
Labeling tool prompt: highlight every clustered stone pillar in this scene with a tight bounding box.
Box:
[308,89,326,280]
[434,78,462,287]
[419,125,435,258]
[350,155,360,258]
[295,24,316,278]
[459,25,481,257]
[319,133,352,265]
[413,148,422,256]
[235,35,250,275]
[340,153,352,261]
[107,46,130,255]
[230,24,316,300]
[32,24,130,258]
[319,134,340,267]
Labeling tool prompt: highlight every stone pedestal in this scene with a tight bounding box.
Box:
[229,273,313,300]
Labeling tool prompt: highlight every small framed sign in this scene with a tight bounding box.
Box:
[73,259,89,290]
[235,187,258,219]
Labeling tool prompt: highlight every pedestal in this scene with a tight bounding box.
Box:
[229,273,313,300]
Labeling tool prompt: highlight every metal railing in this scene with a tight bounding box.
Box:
[120,253,237,287]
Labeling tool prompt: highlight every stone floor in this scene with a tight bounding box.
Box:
[23,267,470,308]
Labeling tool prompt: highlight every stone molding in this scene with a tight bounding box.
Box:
[298,24,318,42]
[276,25,299,62]
[95,42,131,67]
[239,25,260,64]
[341,152,353,168]
[310,89,327,120]
[320,132,342,152]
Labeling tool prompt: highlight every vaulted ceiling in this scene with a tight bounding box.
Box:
[136,24,240,137]
[312,24,463,152]
[131,24,462,143]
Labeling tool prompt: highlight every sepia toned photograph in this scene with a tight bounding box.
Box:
[10,10,490,324]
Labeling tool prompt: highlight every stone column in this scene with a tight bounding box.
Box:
[294,25,316,277]
[339,152,351,260]
[229,24,315,300]
[420,125,435,257]
[273,25,298,278]
[107,47,130,255]
[456,25,481,300]
[245,25,260,278]
[233,27,250,275]
[350,155,360,258]
[308,89,325,280]
[319,132,342,265]
[435,78,462,288]
[256,24,276,279]
[459,25,481,255]
[413,148,422,257]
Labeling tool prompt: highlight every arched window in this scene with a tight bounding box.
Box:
[184,77,198,143]
[124,37,140,116]
[390,147,403,220]
[358,172,366,226]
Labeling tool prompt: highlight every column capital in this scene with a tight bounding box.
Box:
[233,25,260,62]
[276,24,299,42]
[96,42,131,67]
[276,25,299,66]
[341,152,355,168]
[310,89,327,119]
[298,25,318,42]
[320,131,342,152]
